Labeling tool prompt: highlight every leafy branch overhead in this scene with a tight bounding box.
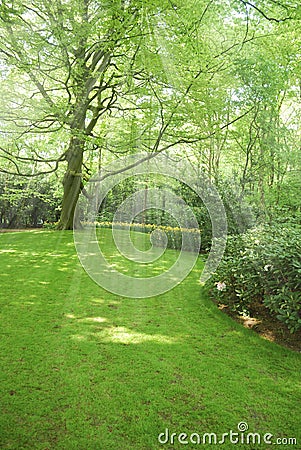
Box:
[0,0,300,228]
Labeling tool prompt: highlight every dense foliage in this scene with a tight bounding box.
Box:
[0,0,301,229]
[0,175,61,228]
[0,1,300,330]
[207,224,301,332]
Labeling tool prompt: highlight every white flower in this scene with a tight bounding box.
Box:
[216,281,226,291]
[264,264,273,272]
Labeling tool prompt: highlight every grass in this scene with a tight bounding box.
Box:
[0,229,300,449]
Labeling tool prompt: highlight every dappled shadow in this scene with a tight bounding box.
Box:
[1,229,301,450]
[0,231,78,282]
[0,228,44,233]
[65,313,179,345]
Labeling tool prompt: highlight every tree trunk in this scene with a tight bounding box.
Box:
[57,137,84,230]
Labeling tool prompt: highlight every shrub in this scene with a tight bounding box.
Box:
[207,224,301,332]
[43,221,59,230]
[95,221,201,252]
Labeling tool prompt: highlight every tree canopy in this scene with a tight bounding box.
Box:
[0,0,300,228]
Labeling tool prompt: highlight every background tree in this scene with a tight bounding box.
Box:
[0,0,300,229]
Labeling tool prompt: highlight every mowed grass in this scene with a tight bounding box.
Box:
[0,229,300,450]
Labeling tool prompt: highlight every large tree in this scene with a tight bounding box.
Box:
[0,0,158,228]
[0,0,300,229]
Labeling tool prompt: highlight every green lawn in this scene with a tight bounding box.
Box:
[0,230,300,449]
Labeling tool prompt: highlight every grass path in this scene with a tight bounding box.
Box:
[0,230,300,449]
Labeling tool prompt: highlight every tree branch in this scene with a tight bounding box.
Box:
[239,0,293,22]
[93,106,255,182]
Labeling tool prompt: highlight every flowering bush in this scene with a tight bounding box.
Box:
[207,224,301,333]
[216,281,227,292]
[95,221,201,252]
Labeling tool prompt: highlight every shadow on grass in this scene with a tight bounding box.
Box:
[0,230,301,449]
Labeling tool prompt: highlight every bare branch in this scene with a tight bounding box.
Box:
[239,0,293,22]
[0,159,62,177]
[93,106,255,182]
[0,145,67,177]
